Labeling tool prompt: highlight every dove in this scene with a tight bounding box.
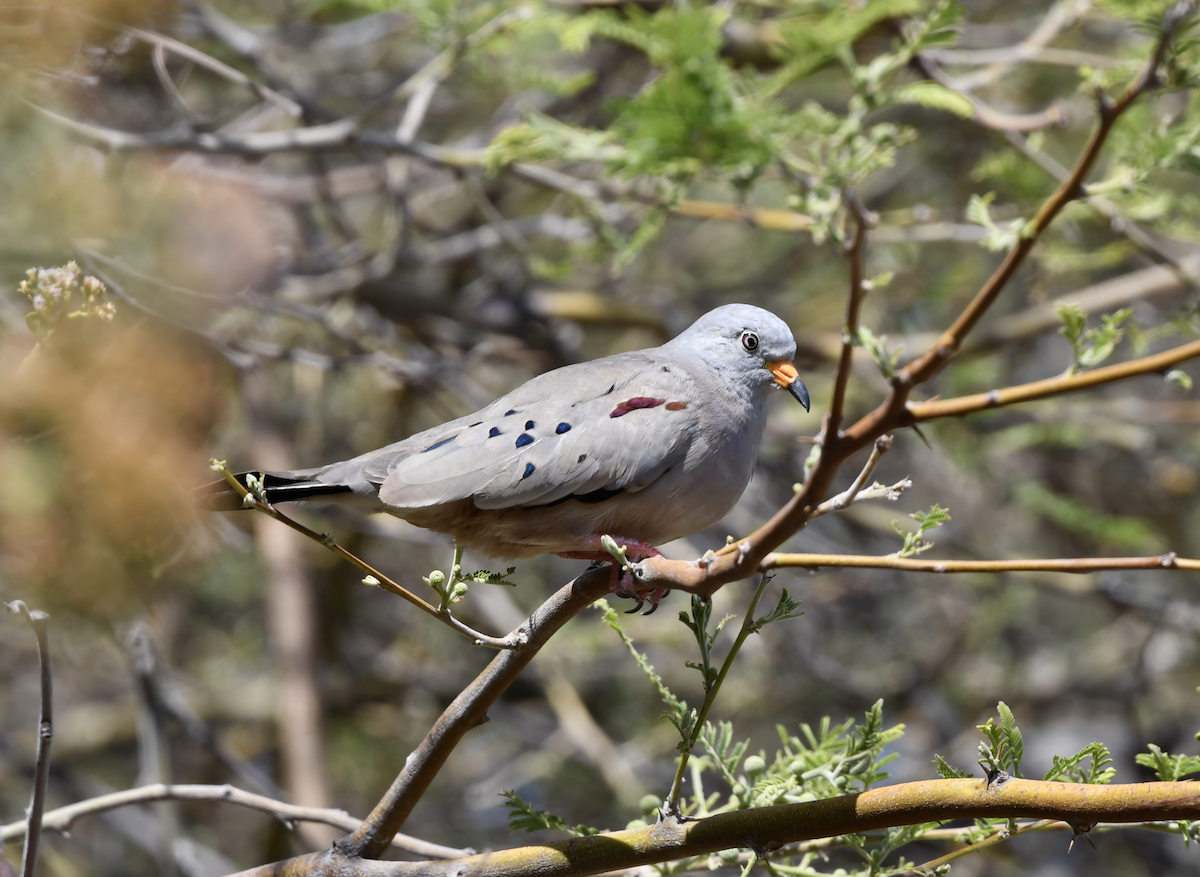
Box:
[203,304,810,605]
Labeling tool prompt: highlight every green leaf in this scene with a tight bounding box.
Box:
[1044,742,1116,784]
[891,81,975,118]
[501,790,601,836]
[1135,744,1200,781]
[892,505,951,558]
[855,325,904,381]
[933,754,973,779]
[1166,369,1194,391]
[966,192,1025,252]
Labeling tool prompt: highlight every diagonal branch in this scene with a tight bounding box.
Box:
[907,337,1200,421]
[210,461,517,649]
[335,568,611,860]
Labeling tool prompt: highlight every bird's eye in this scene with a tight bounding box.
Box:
[740,331,760,352]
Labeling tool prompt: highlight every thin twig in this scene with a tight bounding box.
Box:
[761,552,1199,573]
[907,337,1200,421]
[0,783,471,858]
[664,574,775,818]
[5,601,52,877]
[809,435,898,520]
[212,462,516,649]
[896,819,1059,875]
[124,26,302,117]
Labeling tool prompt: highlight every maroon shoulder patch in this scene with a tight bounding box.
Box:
[610,396,666,418]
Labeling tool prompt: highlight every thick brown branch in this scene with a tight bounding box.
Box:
[763,553,1199,573]
[908,338,1200,421]
[225,779,1200,877]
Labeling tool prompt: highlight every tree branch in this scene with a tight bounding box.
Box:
[223,778,1200,877]
[5,601,52,877]
[211,462,517,649]
[335,567,612,860]
[762,552,1199,574]
[907,338,1200,421]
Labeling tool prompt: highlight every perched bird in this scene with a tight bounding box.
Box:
[204,304,810,603]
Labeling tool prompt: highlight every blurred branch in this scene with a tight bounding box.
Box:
[669,199,813,232]
[901,818,1059,875]
[826,196,873,441]
[246,397,338,850]
[928,46,1121,69]
[124,26,302,117]
[227,778,1200,877]
[763,552,1199,573]
[126,624,180,873]
[937,0,1095,91]
[908,337,1200,421]
[4,601,52,877]
[1003,129,1200,289]
[0,783,470,859]
[966,253,1200,353]
[211,461,517,649]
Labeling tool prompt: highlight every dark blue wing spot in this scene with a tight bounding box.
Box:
[515,433,534,448]
[422,436,455,453]
[523,462,536,479]
[488,427,502,438]
[469,421,483,427]
[504,409,518,416]
[577,454,587,463]
[556,422,571,434]
[525,420,535,430]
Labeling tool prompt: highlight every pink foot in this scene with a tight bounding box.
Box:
[557,536,669,612]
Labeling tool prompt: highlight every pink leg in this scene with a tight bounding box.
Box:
[556,536,670,610]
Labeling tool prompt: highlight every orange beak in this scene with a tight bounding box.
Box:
[767,360,810,411]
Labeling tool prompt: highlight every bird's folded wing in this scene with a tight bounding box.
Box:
[374,354,702,510]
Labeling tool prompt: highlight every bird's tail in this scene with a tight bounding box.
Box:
[196,470,353,511]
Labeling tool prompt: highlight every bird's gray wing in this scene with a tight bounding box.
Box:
[375,353,703,510]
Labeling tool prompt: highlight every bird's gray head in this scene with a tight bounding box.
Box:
[665,304,810,411]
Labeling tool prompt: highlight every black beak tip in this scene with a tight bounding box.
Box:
[788,378,811,412]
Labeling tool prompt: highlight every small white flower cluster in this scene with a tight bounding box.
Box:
[16,261,115,339]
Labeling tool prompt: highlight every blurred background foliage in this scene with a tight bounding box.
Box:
[2,0,1200,874]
